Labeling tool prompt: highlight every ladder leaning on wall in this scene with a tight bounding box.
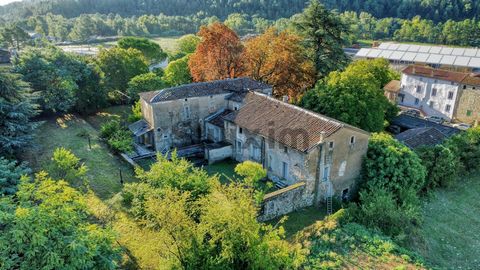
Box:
[325,181,334,215]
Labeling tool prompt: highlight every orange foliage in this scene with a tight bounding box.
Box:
[189,23,245,82]
[243,28,316,99]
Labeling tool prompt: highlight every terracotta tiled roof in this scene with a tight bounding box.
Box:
[402,65,468,83]
[229,92,368,152]
[384,80,401,93]
[461,74,480,86]
[206,110,233,128]
[139,77,271,103]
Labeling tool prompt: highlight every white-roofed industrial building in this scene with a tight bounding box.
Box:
[354,42,480,72]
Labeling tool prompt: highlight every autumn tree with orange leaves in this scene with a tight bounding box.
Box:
[243,28,316,99]
[189,23,245,82]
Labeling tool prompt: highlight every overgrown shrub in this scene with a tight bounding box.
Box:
[416,144,459,190]
[348,188,421,241]
[352,133,426,240]
[444,127,480,173]
[100,120,133,153]
[361,133,426,202]
[127,101,142,123]
[48,147,88,190]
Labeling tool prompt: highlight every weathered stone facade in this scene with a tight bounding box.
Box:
[258,182,309,221]
[136,79,370,221]
[454,86,480,124]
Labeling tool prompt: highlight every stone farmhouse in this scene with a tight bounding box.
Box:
[392,65,480,123]
[132,78,370,219]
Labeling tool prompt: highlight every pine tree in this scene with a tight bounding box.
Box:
[0,71,39,156]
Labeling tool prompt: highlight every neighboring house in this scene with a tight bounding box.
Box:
[395,127,448,149]
[454,74,480,124]
[133,78,371,217]
[355,42,480,72]
[391,114,461,137]
[397,65,480,123]
[383,80,401,103]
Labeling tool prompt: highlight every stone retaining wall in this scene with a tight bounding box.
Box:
[258,182,312,221]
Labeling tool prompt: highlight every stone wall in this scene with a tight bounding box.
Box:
[258,182,311,221]
[454,88,480,124]
[205,144,233,164]
[148,93,230,152]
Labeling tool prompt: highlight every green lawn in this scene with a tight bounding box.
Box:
[268,206,328,239]
[23,114,136,200]
[84,105,131,130]
[409,174,480,269]
[203,159,239,183]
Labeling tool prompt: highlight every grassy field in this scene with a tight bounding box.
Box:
[84,105,131,129]
[150,36,181,53]
[269,206,328,239]
[81,36,181,53]
[23,114,136,200]
[202,159,239,183]
[409,174,480,269]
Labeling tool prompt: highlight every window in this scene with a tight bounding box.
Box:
[283,146,288,153]
[397,93,405,103]
[415,98,419,105]
[467,110,473,117]
[329,141,334,150]
[416,85,422,93]
[463,85,467,89]
[234,106,238,111]
[183,104,191,119]
[431,88,437,96]
[342,189,349,202]
[238,127,243,134]
[282,162,288,179]
[323,166,330,181]
[429,101,434,108]
[448,91,454,100]
[434,79,438,83]
[350,136,355,145]
[236,140,243,153]
[451,81,455,85]
[184,98,188,101]
[445,104,451,112]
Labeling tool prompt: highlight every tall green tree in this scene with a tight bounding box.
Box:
[0,71,38,156]
[362,133,426,201]
[14,47,108,114]
[0,23,29,50]
[127,72,165,99]
[301,59,398,132]
[295,0,351,77]
[163,55,192,86]
[118,37,167,63]
[0,172,120,269]
[97,47,149,94]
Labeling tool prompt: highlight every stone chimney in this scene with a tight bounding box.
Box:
[282,95,289,103]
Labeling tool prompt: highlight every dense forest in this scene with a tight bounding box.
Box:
[0,0,307,20]
[1,0,479,23]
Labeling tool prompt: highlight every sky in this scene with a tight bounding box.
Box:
[0,0,21,6]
